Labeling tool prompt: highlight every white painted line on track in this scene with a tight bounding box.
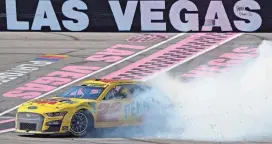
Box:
[0,116,15,119]
[0,128,15,134]
[0,33,186,117]
[0,118,15,124]
[143,33,244,81]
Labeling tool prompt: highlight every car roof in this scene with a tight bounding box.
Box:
[80,79,149,86]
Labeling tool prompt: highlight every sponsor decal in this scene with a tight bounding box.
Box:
[0,0,265,32]
[96,102,123,123]
[84,83,108,88]
[91,89,100,94]
[27,106,37,109]
[124,98,151,120]
[0,54,67,86]
[34,99,58,105]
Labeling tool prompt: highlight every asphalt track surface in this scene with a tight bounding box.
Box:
[0,32,271,144]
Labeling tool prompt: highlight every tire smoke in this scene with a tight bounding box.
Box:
[146,40,272,141]
[93,40,272,141]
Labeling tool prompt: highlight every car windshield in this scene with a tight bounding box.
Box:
[57,86,105,100]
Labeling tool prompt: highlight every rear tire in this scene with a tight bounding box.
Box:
[70,110,94,137]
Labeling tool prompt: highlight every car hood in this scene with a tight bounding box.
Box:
[18,97,96,113]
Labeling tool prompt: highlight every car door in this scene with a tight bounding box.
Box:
[93,83,148,128]
[94,83,158,128]
[122,84,173,126]
[121,84,155,126]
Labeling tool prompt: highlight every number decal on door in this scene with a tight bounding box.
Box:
[96,102,122,122]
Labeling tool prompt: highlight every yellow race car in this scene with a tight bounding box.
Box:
[15,79,172,137]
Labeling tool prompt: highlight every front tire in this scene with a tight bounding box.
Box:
[70,110,94,137]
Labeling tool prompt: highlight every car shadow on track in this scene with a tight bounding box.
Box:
[17,134,166,144]
[17,134,76,138]
[16,128,120,139]
[16,126,168,139]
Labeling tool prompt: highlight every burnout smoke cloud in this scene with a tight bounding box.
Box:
[146,40,272,141]
[87,40,272,141]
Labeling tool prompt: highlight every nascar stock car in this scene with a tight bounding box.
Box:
[15,79,174,137]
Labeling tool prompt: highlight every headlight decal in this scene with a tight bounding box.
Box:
[46,112,67,117]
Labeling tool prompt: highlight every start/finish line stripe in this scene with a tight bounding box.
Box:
[102,33,243,80]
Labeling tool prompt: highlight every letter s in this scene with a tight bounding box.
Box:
[233,0,262,32]
[62,0,89,31]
